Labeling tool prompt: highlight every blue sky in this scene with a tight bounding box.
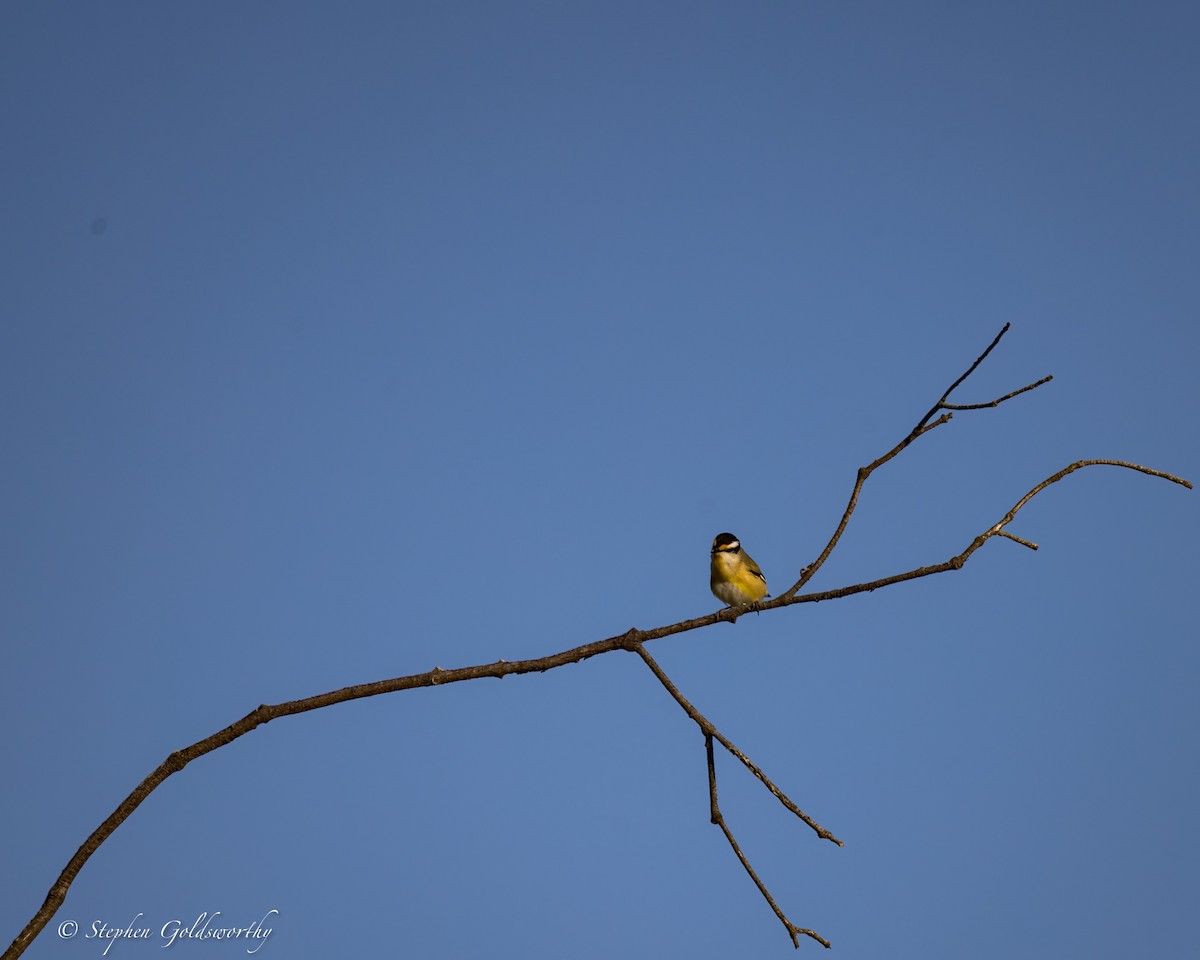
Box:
[2,3,1198,958]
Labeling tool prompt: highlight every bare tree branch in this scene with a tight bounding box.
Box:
[4,327,1191,959]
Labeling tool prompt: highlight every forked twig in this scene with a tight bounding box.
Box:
[777,322,1051,601]
[767,459,1191,615]
[706,735,831,949]
[632,643,840,845]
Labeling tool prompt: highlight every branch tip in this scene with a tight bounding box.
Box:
[995,530,1039,551]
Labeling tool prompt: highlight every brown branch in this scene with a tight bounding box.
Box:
[3,633,648,960]
[706,735,831,950]
[5,326,1191,960]
[778,323,1050,601]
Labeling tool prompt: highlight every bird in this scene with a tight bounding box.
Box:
[710,532,769,608]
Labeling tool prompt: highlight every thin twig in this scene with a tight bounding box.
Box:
[942,374,1053,410]
[1002,459,1192,510]
[994,530,1039,551]
[706,735,831,950]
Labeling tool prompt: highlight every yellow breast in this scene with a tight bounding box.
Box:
[711,551,768,605]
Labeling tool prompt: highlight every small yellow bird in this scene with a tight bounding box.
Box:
[710,532,769,607]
